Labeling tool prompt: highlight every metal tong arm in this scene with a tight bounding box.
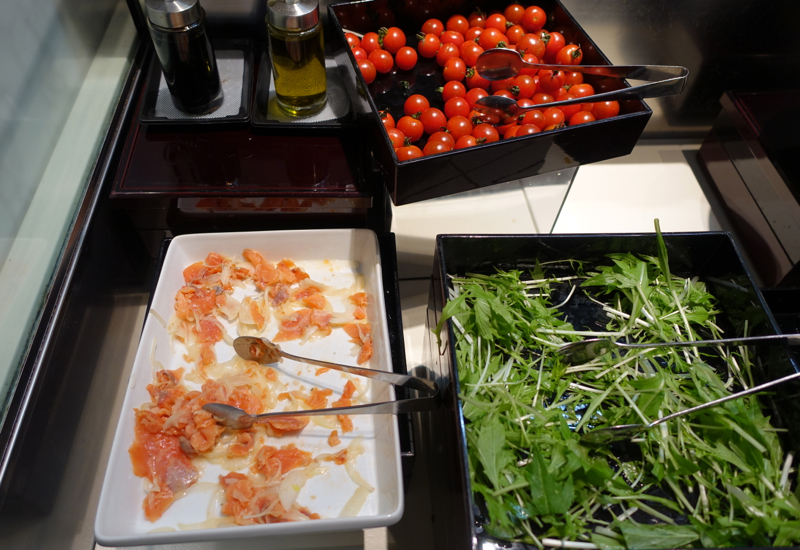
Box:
[623,333,800,350]
[650,368,800,428]
[278,347,438,395]
[206,395,439,425]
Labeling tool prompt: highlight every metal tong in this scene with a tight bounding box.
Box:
[203,336,439,430]
[474,48,688,112]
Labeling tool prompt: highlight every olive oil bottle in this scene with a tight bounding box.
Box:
[267,0,327,117]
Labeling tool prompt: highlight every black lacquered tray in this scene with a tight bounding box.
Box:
[138,40,253,129]
[424,232,800,550]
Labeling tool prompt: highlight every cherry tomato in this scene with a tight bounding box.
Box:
[361,32,381,54]
[351,47,368,60]
[445,116,473,140]
[505,25,526,45]
[465,26,483,41]
[440,30,465,48]
[591,100,620,120]
[446,14,469,35]
[532,92,554,105]
[441,81,466,102]
[473,123,500,143]
[570,83,595,98]
[423,140,453,156]
[493,90,514,100]
[479,28,506,50]
[404,94,430,116]
[465,87,489,109]
[569,111,596,125]
[537,70,565,94]
[465,68,491,90]
[504,4,526,24]
[516,34,545,59]
[538,29,550,42]
[396,145,423,160]
[397,116,424,141]
[543,107,566,127]
[345,32,361,49]
[417,33,441,58]
[519,109,545,129]
[467,10,486,28]
[456,135,478,149]
[517,98,535,109]
[552,93,579,119]
[436,42,460,67]
[485,13,507,32]
[428,131,456,148]
[357,59,376,84]
[543,32,565,62]
[516,123,541,136]
[521,6,547,32]
[563,71,584,86]
[421,18,444,36]
[395,46,418,71]
[460,41,484,67]
[490,77,514,93]
[556,44,583,65]
[379,110,395,130]
[387,127,405,148]
[381,27,406,54]
[543,124,563,131]
[513,74,537,98]
[368,49,394,74]
[503,125,521,139]
[419,108,447,134]
[443,57,467,82]
[444,97,471,118]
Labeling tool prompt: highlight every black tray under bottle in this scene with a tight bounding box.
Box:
[251,46,355,134]
[138,39,253,129]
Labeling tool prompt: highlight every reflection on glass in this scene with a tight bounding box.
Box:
[0,1,136,430]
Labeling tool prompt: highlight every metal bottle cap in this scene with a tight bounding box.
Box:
[267,0,319,31]
[145,0,203,29]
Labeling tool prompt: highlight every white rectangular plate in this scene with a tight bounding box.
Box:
[95,229,403,546]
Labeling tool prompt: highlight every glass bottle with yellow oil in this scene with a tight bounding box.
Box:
[266,0,327,117]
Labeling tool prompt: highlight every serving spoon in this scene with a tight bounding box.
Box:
[474,49,688,114]
[581,367,800,445]
[203,336,439,430]
[556,334,800,365]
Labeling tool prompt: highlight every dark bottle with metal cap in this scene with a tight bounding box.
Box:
[267,0,327,117]
[145,0,224,114]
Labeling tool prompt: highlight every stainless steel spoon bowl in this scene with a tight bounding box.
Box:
[557,334,800,365]
[234,336,437,393]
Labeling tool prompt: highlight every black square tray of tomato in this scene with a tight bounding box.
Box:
[328,0,653,205]
[424,232,800,550]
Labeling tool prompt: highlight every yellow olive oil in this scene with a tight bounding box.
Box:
[268,23,327,116]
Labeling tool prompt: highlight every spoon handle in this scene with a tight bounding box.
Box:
[520,62,685,81]
[622,333,800,350]
[278,348,438,394]
[249,396,439,421]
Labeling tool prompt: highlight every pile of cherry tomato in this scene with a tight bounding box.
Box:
[344,3,621,160]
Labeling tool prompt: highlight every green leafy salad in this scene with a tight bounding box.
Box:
[437,228,800,549]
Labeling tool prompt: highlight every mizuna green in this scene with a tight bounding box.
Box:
[437,227,800,548]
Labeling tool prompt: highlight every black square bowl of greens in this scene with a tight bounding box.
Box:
[422,231,800,550]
